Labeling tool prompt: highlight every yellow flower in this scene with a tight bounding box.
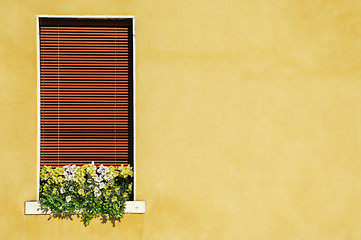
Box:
[118,164,134,178]
[104,190,111,199]
[88,168,96,176]
[82,164,96,176]
[57,176,63,183]
[78,169,86,177]
[112,171,119,177]
[75,176,85,185]
[40,173,49,181]
[111,196,117,202]
[52,188,58,195]
[127,165,134,177]
[52,175,60,184]
[54,167,63,175]
[123,192,128,198]
[40,166,54,180]
[78,189,85,196]
[43,166,53,173]
[109,166,119,177]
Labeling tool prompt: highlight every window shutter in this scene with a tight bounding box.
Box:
[39,18,134,168]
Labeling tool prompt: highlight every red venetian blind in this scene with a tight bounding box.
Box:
[39,18,134,168]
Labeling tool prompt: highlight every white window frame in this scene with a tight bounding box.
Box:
[25,15,144,214]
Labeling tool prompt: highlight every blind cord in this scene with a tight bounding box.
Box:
[57,25,60,168]
[114,26,117,166]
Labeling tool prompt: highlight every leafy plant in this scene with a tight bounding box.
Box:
[39,162,133,226]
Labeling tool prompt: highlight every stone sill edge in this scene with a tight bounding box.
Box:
[25,201,145,214]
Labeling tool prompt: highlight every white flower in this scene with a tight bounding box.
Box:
[66,196,71,202]
[99,182,105,189]
[65,174,75,181]
[97,165,103,174]
[94,187,101,197]
[60,187,65,194]
[97,165,109,175]
[91,161,96,169]
[69,186,74,192]
[103,173,114,182]
[93,174,102,183]
[64,165,78,175]
[63,165,70,172]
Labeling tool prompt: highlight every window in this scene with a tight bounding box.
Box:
[26,16,143,214]
[38,16,134,169]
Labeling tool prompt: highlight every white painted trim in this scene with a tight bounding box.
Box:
[25,201,145,214]
[37,15,135,19]
[36,16,41,201]
[132,17,137,201]
[36,15,138,200]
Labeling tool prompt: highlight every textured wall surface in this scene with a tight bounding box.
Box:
[1,0,361,239]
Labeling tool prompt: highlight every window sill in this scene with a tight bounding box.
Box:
[24,201,145,214]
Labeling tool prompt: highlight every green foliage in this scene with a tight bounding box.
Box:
[39,163,133,226]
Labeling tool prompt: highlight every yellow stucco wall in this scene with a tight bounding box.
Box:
[1,0,361,239]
